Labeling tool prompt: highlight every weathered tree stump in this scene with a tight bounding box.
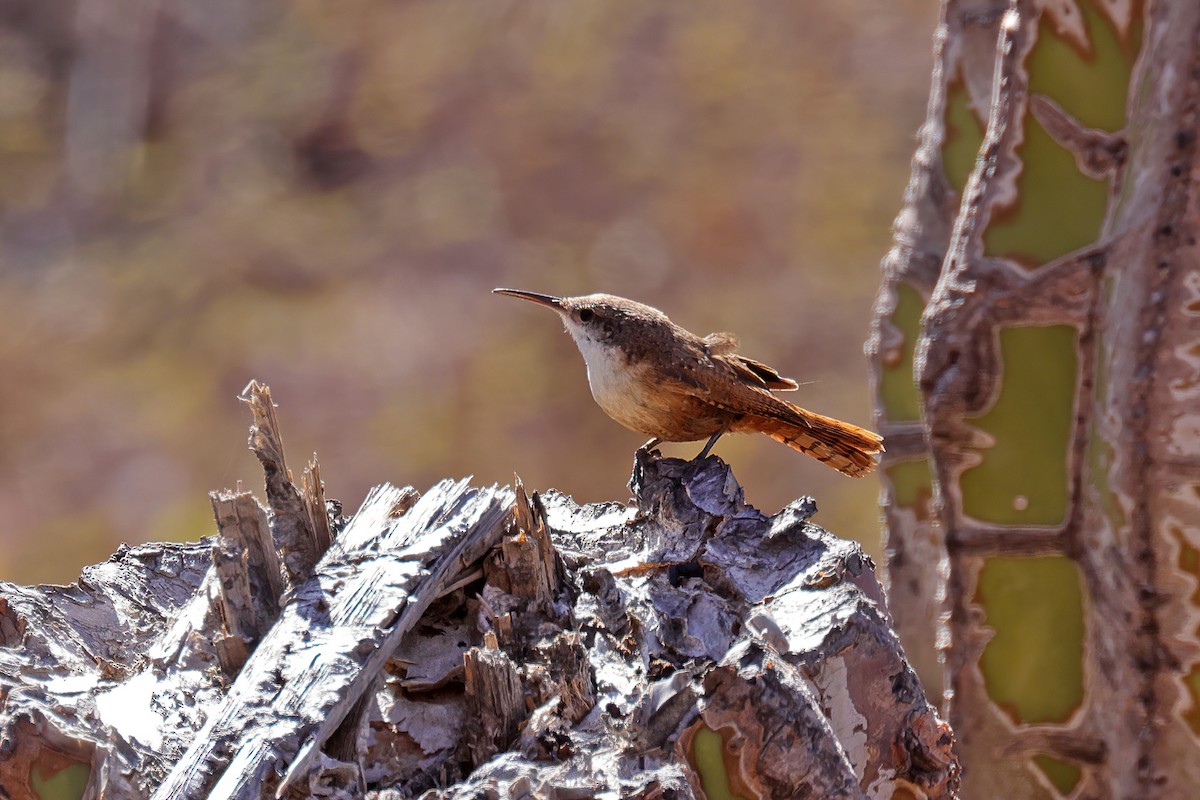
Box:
[0,383,958,799]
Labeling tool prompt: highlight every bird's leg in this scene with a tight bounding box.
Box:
[638,436,662,453]
[695,431,724,460]
[630,437,664,490]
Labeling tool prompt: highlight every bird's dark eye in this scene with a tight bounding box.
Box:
[578,308,595,323]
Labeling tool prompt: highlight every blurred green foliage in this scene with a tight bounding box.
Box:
[0,1,936,583]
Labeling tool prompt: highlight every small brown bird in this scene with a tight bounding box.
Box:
[494,289,883,477]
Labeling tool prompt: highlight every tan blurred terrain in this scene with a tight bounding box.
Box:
[0,1,935,584]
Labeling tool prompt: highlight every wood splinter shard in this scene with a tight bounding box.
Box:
[239,379,329,584]
[463,636,525,765]
[208,489,285,674]
[492,476,562,605]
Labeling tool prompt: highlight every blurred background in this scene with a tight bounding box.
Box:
[0,1,936,584]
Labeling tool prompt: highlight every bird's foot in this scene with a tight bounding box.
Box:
[636,436,662,455]
[630,440,665,494]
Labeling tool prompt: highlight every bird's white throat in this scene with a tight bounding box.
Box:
[563,322,639,415]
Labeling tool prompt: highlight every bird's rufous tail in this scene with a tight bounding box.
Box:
[735,406,884,477]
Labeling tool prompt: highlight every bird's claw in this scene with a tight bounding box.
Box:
[636,437,662,455]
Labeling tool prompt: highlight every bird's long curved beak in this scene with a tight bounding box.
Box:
[492,288,564,311]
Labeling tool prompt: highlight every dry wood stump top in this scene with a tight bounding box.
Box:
[1,439,957,800]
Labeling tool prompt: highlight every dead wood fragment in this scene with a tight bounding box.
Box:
[327,683,375,764]
[152,480,514,800]
[209,489,287,676]
[528,633,593,725]
[211,537,254,674]
[683,639,865,799]
[414,453,957,798]
[491,478,561,606]
[240,379,325,584]
[302,454,334,553]
[463,633,526,765]
[0,540,217,798]
[0,383,956,800]
[210,489,285,618]
[0,716,96,800]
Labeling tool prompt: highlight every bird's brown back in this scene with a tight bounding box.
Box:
[644,341,884,477]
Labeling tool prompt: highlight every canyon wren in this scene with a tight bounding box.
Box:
[493,289,884,477]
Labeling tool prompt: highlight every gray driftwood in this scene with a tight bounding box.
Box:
[0,383,958,799]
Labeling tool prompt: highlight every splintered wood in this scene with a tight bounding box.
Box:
[240,379,328,584]
[154,480,515,800]
[210,490,283,675]
[0,383,958,799]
